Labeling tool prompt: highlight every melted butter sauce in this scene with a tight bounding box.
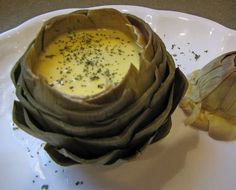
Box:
[34,28,142,96]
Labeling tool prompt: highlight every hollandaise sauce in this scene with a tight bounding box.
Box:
[34,28,142,96]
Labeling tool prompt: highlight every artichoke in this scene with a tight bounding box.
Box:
[180,51,236,141]
[11,8,188,165]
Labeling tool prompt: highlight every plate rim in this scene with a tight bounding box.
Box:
[0,5,236,38]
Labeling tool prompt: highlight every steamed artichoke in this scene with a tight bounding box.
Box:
[180,51,236,140]
[11,8,188,165]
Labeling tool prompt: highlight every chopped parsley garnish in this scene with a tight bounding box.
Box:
[41,184,49,190]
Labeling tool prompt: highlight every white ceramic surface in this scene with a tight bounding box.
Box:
[0,5,236,190]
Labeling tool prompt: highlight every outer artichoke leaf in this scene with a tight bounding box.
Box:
[170,67,188,114]
[39,11,97,49]
[126,13,168,72]
[137,52,156,96]
[44,144,77,166]
[57,147,127,165]
[16,84,48,129]
[125,14,154,61]
[10,57,22,87]
[149,54,176,111]
[149,117,172,144]
[131,83,174,143]
[13,101,46,140]
[88,9,136,40]
[158,44,169,81]
[151,34,167,75]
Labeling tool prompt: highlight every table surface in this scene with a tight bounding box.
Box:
[0,0,236,33]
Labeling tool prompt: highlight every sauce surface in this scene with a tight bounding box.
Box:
[34,28,142,96]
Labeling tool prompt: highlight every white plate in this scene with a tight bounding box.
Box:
[1,5,236,190]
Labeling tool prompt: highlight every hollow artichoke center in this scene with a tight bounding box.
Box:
[33,28,142,96]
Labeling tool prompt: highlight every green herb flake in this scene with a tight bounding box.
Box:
[192,51,201,61]
[97,84,104,89]
[41,184,49,190]
[171,44,176,49]
[195,54,200,60]
[45,54,55,59]
[75,181,84,186]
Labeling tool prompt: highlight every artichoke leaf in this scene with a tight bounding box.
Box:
[125,14,154,61]
[44,144,77,166]
[87,9,137,40]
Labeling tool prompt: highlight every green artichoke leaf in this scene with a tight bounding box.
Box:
[44,144,77,166]
[125,14,154,61]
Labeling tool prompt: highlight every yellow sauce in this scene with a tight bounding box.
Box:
[34,28,142,96]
